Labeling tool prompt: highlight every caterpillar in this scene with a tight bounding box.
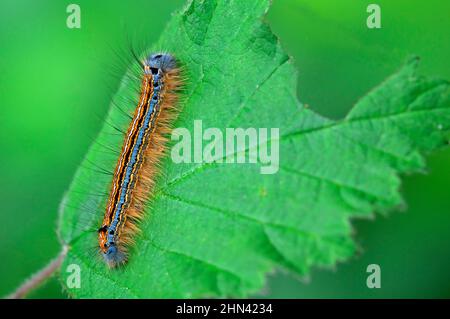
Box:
[97,53,182,267]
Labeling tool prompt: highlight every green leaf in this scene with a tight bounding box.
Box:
[57,0,450,298]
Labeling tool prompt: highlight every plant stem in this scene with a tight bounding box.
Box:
[6,245,69,299]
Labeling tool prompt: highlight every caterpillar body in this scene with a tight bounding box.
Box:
[98,53,181,267]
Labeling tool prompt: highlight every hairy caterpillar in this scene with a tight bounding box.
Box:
[97,53,182,267]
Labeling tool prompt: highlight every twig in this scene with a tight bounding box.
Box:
[6,245,69,299]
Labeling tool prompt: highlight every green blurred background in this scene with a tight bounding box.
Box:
[1,0,449,298]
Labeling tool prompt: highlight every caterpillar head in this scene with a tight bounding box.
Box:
[144,53,177,74]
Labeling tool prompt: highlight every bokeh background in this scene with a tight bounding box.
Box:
[1,0,449,298]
